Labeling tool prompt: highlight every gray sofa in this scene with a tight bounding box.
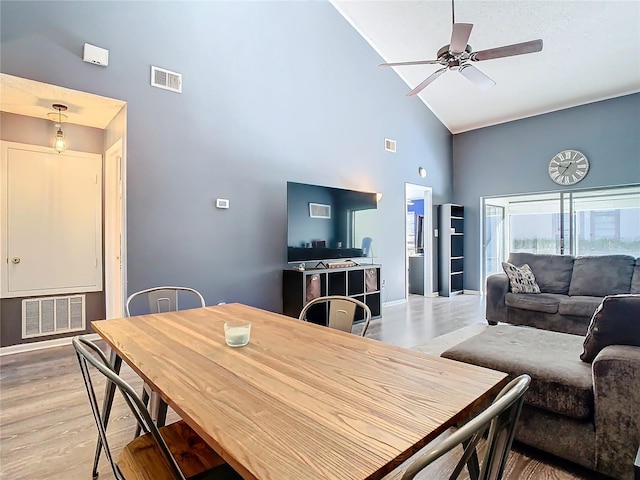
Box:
[442,319,640,479]
[486,253,640,335]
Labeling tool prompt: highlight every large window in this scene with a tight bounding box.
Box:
[482,185,640,289]
[571,187,640,256]
[508,195,562,254]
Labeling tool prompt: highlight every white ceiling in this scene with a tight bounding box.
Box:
[332,0,640,134]
[0,73,125,129]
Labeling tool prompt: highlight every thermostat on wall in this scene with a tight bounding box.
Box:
[83,43,109,66]
[216,198,230,209]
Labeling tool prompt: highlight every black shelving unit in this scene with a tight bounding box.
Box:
[439,204,464,296]
[283,264,382,325]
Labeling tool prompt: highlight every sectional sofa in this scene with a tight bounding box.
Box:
[486,253,640,335]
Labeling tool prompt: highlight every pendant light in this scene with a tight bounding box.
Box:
[52,104,68,153]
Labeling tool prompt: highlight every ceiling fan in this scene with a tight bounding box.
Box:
[379,0,543,96]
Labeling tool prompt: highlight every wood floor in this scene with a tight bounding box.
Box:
[0,295,604,480]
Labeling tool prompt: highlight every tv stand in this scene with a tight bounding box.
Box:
[282,263,382,323]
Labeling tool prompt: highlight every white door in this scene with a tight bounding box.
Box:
[1,142,103,298]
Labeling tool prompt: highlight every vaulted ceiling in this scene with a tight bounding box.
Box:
[332,0,640,133]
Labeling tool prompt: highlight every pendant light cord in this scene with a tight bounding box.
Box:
[452,0,455,25]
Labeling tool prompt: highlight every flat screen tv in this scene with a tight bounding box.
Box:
[287,181,378,263]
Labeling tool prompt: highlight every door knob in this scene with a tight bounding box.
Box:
[11,257,20,264]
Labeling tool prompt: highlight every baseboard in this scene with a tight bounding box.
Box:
[383,298,407,307]
[463,290,481,295]
[0,333,100,356]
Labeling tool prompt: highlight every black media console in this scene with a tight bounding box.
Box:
[282,264,382,325]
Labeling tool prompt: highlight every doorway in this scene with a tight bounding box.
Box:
[405,183,434,298]
[0,74,128,343]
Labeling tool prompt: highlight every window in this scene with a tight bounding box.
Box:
[482,185,640,289]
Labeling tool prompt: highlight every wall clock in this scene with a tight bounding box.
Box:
[548,150,589,185]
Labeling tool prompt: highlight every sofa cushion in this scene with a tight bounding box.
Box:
[580,294,640,363]
[508,253,574,294]
[501,262,541,294]
[505,292,563,314]
[558,296,604,317]
[631,259,640,294]
[569,255,636,297]
[442,325,593,420]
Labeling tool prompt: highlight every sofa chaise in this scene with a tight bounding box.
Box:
[442,294,640,479]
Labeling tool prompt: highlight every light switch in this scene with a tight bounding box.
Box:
[216,198,230,209]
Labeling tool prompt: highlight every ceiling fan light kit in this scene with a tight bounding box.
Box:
[380,0,543,96]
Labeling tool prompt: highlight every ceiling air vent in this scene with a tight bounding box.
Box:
[385,138,396,153]
[151,66,182,93]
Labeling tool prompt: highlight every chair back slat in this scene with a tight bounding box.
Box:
[73,336,186,480]
[328,299,357,333]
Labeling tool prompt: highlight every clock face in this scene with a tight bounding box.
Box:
[548,150,589,185]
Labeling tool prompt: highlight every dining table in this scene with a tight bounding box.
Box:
[92,303,508,480]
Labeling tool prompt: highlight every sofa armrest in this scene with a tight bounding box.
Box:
[593,345,640,480]
[486,273,509,324]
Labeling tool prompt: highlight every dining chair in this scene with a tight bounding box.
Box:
[125,286,206,317]
[73,336,241,480]
[400,374,531,480]
[299,295,371,336]
[125,286,206,436]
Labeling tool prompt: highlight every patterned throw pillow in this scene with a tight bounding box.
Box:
[501,262,541,294]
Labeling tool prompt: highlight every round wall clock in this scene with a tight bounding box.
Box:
[548,150,589,185]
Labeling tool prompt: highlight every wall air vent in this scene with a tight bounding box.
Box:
[385,138,397,153]
[22,295,85,339]
[151,66,182,93]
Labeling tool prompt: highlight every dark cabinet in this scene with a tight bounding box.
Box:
[439,204,464,296]
[283,264,382,324]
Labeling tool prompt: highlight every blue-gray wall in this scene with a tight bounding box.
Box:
[453,93,640,291]
[1,1,452,310]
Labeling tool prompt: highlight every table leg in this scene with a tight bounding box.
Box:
[91,349,122,479]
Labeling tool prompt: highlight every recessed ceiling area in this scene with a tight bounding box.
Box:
[331,0,640,134]
[0,73,125,129]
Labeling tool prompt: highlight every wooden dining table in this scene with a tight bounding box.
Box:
[92,303,508,480]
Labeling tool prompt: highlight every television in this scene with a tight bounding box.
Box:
[287,181,378,263]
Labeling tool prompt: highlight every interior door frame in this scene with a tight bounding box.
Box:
[404,183,434,299]
[104,138,126,318]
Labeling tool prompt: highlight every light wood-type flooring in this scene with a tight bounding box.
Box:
[0,295,608,480]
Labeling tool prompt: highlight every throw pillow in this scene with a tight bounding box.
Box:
[501,262,541,294]
[580,294,640,363]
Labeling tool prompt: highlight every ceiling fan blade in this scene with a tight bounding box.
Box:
[459,64,495,90]
[379,60,440,67]
[470,39,543,62]
[406,68,447,96]
[449,23,473,54]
